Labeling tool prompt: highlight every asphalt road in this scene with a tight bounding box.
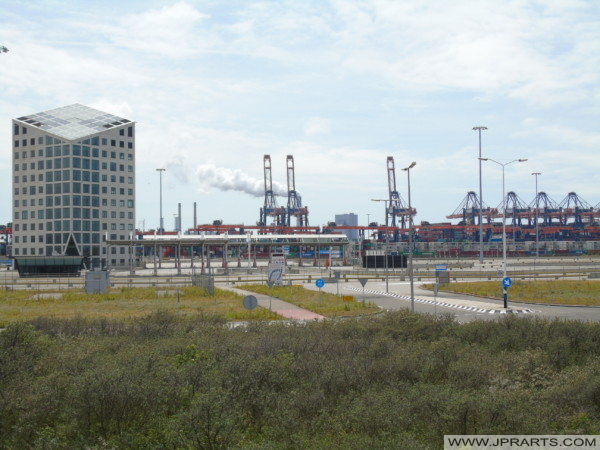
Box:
[305,278,600,323]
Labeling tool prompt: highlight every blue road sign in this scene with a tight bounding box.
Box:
[316,278,325,288]
[502,277,513,288]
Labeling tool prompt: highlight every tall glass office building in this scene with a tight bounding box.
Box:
[11,104,135,269]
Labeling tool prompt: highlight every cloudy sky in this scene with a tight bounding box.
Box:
[1,0,599,231]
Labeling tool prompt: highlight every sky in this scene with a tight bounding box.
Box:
[1,0,599,231]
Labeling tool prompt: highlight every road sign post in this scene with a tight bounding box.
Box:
[358,278,368,304]
[267,280,275,311]
[243,295,258,319]
[502,277,512,309]
[316,278,325,304]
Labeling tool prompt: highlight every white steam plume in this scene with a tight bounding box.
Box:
[195,164,288,197]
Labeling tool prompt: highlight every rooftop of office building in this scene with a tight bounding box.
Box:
[14,103,132,141]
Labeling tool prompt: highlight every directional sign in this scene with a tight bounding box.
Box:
[315,278,325,288]
[358,278,369,287]
[243,295,258,310]
[502,277,513,288]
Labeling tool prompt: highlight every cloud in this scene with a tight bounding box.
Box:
[111,2,210,58]
[304,117,331,136]
[329,0,600,105]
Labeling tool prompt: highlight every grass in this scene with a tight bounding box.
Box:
[424,280,600,306]
[238,283,381,316]
[0,286,280,326]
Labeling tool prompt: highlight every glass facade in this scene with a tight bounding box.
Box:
[12,104,136,268]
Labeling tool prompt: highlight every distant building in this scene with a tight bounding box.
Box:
[334,213,359,240]
[11,104,136,269]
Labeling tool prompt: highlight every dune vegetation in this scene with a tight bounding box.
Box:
[426,280,600,306]
[2,311,600,448]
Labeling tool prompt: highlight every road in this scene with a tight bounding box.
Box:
[304,278,600,323]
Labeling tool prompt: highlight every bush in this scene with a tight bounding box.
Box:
[1,311,600,448]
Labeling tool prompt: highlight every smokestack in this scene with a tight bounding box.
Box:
[178,203,182,232]
[194,202,197,229]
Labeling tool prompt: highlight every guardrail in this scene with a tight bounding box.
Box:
[1,258,598,291]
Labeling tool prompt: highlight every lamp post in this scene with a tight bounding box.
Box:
[479,157,527,308]
[473,126,487,264]
[532,172,541,258]
[402,161,416,313]
[371,198,389,293]
[156,168,166,234]
[156,168,166,269]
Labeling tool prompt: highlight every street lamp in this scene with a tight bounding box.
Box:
[479,157,527,308]
[156,168,166,234]
[371,198,389,293]
[402,161,416,313]
[473,126,487,264]
[532,172,542,258]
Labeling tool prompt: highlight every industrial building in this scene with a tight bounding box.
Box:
[11,104,135,272]
[334,213,359,240]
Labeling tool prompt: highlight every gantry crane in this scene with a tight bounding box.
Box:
[558,192,594,225]
[286,155,309,226]
[386,156,415,228]
[259,155,286,226]
[446,191,494,224]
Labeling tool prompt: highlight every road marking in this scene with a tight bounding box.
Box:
[345,287,534,314]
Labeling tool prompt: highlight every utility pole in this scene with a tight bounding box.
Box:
[473,126,487,264]
[156,168,166,234]
[402,162,417,312]
[532,172,542,258]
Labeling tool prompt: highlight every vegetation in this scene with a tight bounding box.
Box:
[425,280,600,306]
[2,311,600,448]
[239,283,381,316]
[0,286,280,326]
